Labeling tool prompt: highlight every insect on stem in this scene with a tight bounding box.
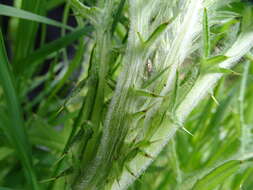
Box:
[146,59,153,77]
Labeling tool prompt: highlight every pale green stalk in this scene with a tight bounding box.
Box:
[70,0,127,189]
[67,0,253,189]
[111,14,253,190]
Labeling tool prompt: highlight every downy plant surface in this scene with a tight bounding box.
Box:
[1,0,253,189]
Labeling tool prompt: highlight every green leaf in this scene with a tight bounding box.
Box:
[137,32,145,44]
[0,187,16,190]
[12,0,47,67]
[143,21,172,49]
[0,4,72,30]
[170,70,179,112]
[181,127,194,136]
[193,160,241,190]
[28,116,67,152]
[205,55,228,65]
[232,167,253,190]
[111,0,126,35]
[70,0,99,24]
[203,8,210,58]
[0,29,39,189]
[207,67,241,75]
[16,26,92,74]
[241,5,253,32]
[142,66,170,88]
[201,55,229,74]
[132,88,163,98]
[133,140,153,149]
[0,147,14,161]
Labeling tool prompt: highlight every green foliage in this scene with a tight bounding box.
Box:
[1,0,253,190]
[0,4,72,30]
[0,30,39,189]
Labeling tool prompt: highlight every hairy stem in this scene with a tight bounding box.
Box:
[111,30,253,190]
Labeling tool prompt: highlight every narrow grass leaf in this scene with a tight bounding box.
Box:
[232,167,253,190]
[143,21,172,49]
[239,61,250,153]
[16,26,92,74]
[203,8,210,58]
[205,55,228,66]
[207,67,241,75]
[201,55,229,74]
[111,0,126,35]
[137,32,145,44]
[0,187,16,190]
[181,127,194,136]
[0,30,39,189]
[0,4,72,30]
[142,66,170,88]
[47,40,87,102]
[28,117,66,152]
[133,88,163,98]
[193,160,241,190]
[0,147,14,161]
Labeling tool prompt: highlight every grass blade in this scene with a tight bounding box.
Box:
[111,0,126,35]
[0,4,72,30]
[0,187,16,190]
[201,55,229,74]
[143,21,172,49]
[16,26,92,74]
[0,30,39,189]
[192,160,241,190]
[203,8,210,58]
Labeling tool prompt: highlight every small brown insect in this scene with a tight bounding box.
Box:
[146,59,153,74]
[143,59,153,80]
